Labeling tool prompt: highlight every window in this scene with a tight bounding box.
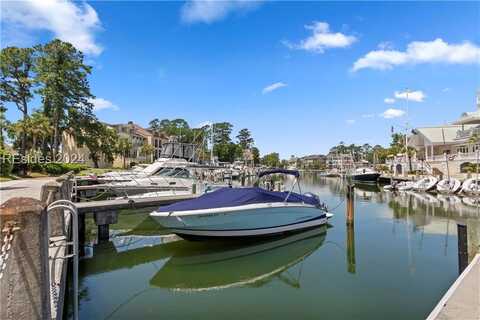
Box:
[456,145,468,154]
[473,144,480,152]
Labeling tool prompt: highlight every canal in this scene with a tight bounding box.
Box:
[70,174,480,320]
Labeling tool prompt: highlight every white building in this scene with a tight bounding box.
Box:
[394,91,480,177]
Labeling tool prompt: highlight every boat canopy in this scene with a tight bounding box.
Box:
[258,169,300,178]
[156,187,318,212]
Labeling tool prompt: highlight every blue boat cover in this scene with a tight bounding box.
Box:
[157,187,319,212]
[258,169,300,178]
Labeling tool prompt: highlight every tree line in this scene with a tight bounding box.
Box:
[0,39,266,173]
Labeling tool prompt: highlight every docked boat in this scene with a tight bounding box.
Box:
[350,167,381,183]
[461,178,480,196]
[150,169,332,239]
[412,176,438,192]
[436,178,462,194]
[97,158,192,182]
[107,167,196,196]
[383,181,414,192]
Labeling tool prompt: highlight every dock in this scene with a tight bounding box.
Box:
[427,254,480,320]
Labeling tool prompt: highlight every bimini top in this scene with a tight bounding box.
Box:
[258,169,300,178]
[156,187,318,212]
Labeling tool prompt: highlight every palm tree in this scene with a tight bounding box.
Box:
[116,138,133,169]
[140,143,155,163]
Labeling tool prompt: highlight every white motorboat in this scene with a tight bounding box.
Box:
[383,181,414,192]
[461,178,480,196]
[412,176,438,192]
[98,158,191,182]
[107,167,196,196]
[436,178,462,194]
[150,169,332,239]
[350,167,381,183]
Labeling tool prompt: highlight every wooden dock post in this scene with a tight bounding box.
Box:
[457,223,468,274]
[0,198,51,320]
[346,184,355,226]
[94,211,118,242]
[347,223,356,274]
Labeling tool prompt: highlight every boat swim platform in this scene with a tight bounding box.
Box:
[427,253,480,320]
[75,194,198,214]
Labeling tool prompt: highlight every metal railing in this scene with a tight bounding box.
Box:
[47,200,79,320]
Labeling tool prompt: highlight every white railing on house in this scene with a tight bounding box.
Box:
[426,152,479,162]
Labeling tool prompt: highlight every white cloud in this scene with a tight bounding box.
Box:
[384,98,395,104]
[284,21,357,53]
[394,90,426,102]
[380,108,405,119]
[181,0,261,24]
[89,98,118,111]
[361,114,375,118]
[442,87,451,92]
[262,82,287,94]
[346,119,356,124]
[2,0,103,55]
[352,38,480,71]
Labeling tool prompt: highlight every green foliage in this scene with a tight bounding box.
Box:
[76,122,118,168]
[35,39,95,155]
[236,128,254,149]
[0,149,13,176]
[42,163,88,175]
[251,147,260,165]
[116,137,133,168]
[0,46,35,159]
[261,152,280,168]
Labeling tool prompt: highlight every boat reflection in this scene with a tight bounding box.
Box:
[150,226,327,292]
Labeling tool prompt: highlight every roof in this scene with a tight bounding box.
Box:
[411,124,478,145]
[453,110,480,125]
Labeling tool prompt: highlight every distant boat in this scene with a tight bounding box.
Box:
[383,181,414,192]
[150,169,332,239]
[460,178,480,196]
[436,178,461,194]
[350,167,381,183]
[412,176,438,192]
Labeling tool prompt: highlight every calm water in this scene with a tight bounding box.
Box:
[71,174,480,320]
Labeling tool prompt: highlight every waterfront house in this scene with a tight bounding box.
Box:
[393,92,480,177]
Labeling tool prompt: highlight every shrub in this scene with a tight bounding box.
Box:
[43,163,88,175]
[0,149,13,176]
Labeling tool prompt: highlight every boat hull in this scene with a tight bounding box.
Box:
[151,203,330,239]
[352,173,381,182]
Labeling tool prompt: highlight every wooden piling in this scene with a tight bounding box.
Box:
[0,198,51,320]
[457,223,468,274]
[346,184,355,226]
[347,223,356,274]
[94,211,118,242]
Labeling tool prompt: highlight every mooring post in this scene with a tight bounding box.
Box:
[78,213,86,256]
[346,183,355,225]
[347,223,356,274]
[0,197,51,320]
[457,223,468,274]
[94,211,118,243]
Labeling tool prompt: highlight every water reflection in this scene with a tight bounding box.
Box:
[150,226,327,292]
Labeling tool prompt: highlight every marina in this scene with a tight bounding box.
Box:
[68,175,479,319]
[1,2,479,319]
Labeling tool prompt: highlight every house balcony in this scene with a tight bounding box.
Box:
[426,152,479,163]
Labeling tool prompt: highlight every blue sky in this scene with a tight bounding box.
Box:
[1,1,479,158]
